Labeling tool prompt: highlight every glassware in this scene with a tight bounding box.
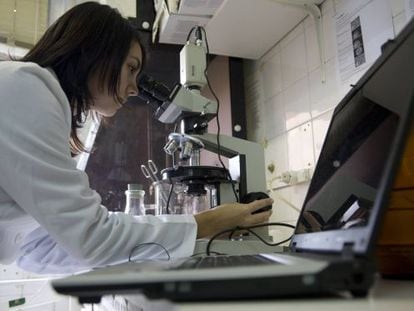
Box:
[183,193,209,214]
[144,204,156,215]
[154,181,187,215]
[182,184,216,214]
[154,181,217,215]
[124,184,145,216]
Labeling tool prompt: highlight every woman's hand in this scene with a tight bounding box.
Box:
[193,198,273,238]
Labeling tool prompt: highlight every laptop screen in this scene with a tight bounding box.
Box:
[296,92,399,235]
[291,18,414,255]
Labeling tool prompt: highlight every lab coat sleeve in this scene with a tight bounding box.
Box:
[0,63,197,273]
[17,227,88,274]
[17,215,193,274]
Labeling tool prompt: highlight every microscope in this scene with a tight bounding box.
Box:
[138,27,273,244]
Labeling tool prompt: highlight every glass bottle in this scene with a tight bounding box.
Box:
[125,184,145,216]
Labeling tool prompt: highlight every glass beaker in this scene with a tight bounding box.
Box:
[183,193,209,214]
[154,181,187,215]
[182,184,216,214]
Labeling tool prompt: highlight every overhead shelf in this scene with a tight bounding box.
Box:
[154,0,325,60]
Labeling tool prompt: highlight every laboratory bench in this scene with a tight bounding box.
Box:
[86,276,414,311]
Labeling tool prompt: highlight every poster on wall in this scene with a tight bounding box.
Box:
[334,0,394,85]
[406,0,414,21]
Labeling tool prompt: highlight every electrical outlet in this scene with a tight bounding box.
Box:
[280,171,294,184]
[279,168,313,185]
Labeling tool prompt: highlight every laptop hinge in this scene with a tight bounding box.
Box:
[342,242,355,259]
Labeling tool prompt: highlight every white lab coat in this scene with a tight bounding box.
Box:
[0,61,197,274]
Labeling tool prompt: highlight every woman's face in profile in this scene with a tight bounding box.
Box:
[89,41,142,117]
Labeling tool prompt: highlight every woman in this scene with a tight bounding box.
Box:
[0,2,272,274]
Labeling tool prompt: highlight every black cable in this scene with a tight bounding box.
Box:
[199,27,210,54]
[206,222,296,256]
[166,178,174,214]
[204,69,239,201]
[186,26,198,42]
[206,227,238,256]
[228,222,295,241]
[128,242,171,262]
[241,227,292,247]
[198,26,239,202]
[191,251,226,257]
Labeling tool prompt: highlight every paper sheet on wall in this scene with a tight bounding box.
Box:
[406,0,414,21]
[334,0,394,85]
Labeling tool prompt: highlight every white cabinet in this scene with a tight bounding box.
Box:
[154,0,325,59]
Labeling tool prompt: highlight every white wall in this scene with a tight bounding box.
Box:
[244,0,411,240]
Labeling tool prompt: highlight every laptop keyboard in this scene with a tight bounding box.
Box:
[176,255,278,270]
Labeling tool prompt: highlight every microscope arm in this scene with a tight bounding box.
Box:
[193,133,267,194]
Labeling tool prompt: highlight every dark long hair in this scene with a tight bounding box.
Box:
[21,2,143,154]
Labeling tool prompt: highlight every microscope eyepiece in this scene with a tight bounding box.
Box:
[138,73,171,102]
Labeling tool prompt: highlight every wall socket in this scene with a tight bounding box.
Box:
[280,168,313,185]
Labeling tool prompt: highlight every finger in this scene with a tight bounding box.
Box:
[247,198,273,213]
[245,210,272,226]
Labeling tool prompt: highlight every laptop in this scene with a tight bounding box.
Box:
[52,18,414,303]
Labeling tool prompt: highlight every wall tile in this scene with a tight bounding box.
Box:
[283,77,311,130]
[305,20,321,73]
[261,51,283,100]
[261,40,282,61]
[309,58,341,117]
[269,184,309,223]
[322,5,337,62]
[264,133,289,188]
[269,187,301,223]
[280,22,305,49]
[290,183,311,210]
[389,0,405,17]
[312,109,334,162]
[393,11,408,35]
[244,0,404,225]
[265,92,285,139]
[281,33,307,88]
[287,122,314,171]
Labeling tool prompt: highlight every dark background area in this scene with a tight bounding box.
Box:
[85,32,180,211]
